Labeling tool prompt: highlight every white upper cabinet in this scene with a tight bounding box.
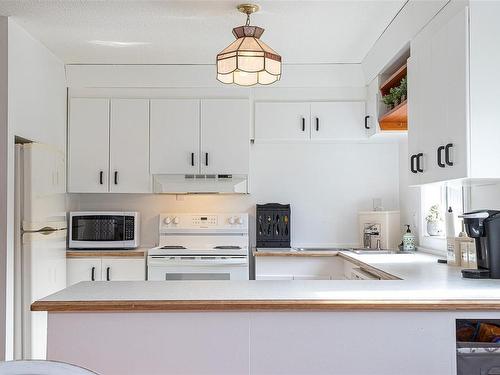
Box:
[408,6,471,184]
[68,98,110,193]
[255,101,366,141]
[255,102,310,140]
[310,102,366,140]
[201,99,250,175]
[69,98,151,193]
[365,77,380,137]
[109,99,150,193]
[150,99,200,174]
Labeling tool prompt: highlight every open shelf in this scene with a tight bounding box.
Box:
[380,63,407,96]
[379,99,408,131]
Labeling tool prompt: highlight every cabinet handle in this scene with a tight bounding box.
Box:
[364,115,370,130]
[205,152,209,166]
[91,266,95,281]
[437,146,446,168]
[106,267,110,281]
[315,117,319,131]
[445,143,454,166]
[114,171,118,185]
[416,153,424,173]
[191,152,195,166]
[410,155,417,174]
[301,118,305,132]
[99,171,103,185]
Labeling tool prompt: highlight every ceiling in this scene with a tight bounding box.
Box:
[0,1,406,65]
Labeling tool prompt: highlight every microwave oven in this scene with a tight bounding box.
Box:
[69,211,140,249]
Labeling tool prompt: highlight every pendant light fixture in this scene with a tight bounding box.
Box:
[216,4,282,86]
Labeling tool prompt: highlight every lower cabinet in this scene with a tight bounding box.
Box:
[67,257,146,285]
[255,256,346,280]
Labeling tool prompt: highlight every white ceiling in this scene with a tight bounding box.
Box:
[0,1,406,65]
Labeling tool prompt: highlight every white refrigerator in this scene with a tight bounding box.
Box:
[14,143,67,360]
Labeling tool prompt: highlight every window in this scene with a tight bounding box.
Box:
[420,183,464,253]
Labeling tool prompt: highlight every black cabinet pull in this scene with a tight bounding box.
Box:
[315,117,319,131]
[99,171,103,185]
[106,267,110,281]
[410,155,417,174]
[205,152,209,166]
[437,146,446,168]
[301,118,305,132]
[191,152,195,166]
[91,266,95,281]
[114,171,118,184]
[416,153,424,173]
[364,115,370,130]
[445,143,454,166]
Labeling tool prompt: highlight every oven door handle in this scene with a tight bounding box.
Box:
[148,257,248,266]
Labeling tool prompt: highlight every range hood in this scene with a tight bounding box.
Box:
[153,174,248,194]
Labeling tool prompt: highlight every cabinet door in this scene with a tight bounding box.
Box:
[150,100,200,174]
[101,258,146,281]
[407,56,421,186]
[254,102,310,140]
[110,99,151,193]
[66,258,102,286]
[201,99,250,175]
[68,98,110,193]
[365,77,380,137]
[310,102,367,140]
[412,8,469,184]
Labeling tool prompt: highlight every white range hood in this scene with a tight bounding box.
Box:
[153,174,248,194]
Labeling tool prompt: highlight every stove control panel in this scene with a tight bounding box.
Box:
[159,213,248,232]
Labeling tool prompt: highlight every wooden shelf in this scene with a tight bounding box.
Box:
[379,99,408,131]
[380,63,407,96]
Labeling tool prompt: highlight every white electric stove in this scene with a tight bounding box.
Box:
[147,213,249,281]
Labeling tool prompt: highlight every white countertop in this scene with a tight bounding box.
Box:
[33,251,500,310]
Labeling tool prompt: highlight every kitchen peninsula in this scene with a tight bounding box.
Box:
[33,251,500,375]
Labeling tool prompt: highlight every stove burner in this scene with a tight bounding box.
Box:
[213,246,241,249]
[160,246,186,249]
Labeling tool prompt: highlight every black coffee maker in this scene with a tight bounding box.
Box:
[461,210,500,279]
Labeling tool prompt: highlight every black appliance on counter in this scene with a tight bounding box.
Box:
[461,210,500,279]
[256,203,290,248]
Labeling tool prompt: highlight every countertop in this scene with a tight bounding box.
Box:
[66,248,147,258]
[32,250,500,311]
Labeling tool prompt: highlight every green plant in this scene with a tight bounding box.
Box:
[390,86,401,104]
[425,204,443,223]
[382,93,393,106]
[399,77,407,98]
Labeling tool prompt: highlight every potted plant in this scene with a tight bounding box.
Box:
[390,86,401,106]
[425,204,443,236]
[382,93,394,109]
[399,77,407,102]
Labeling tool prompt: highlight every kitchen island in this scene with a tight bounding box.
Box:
[33,251,500,375]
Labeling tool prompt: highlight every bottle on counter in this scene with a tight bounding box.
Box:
[402,225,416,251]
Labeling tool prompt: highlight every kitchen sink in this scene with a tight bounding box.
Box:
[349,248,412,255]
[292,247,346,252]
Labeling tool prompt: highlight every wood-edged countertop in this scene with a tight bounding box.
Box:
[66,248,147,258]
[33,251,500,312]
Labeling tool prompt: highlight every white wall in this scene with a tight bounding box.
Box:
[70,142,400,249]
[398,140,420,239]
[362,0,449,83]
[66,63,401,249]
[4,19,66,360]
[0,15,8,362]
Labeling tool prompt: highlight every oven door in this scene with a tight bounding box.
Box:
[147,256,249,281]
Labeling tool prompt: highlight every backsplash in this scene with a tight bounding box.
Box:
[69,143,400,248]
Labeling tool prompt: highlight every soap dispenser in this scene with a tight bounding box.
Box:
[402,225,416,251]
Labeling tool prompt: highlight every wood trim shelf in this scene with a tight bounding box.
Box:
[31,299,500,312]
[379,100,408,131]
[380,63,407,96]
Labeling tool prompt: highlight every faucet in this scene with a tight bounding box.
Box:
[363,224,380,249]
